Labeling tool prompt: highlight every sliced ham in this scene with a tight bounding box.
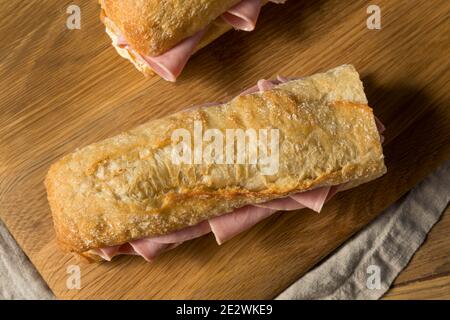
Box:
[276,75,290,83]
[91,71,385,261]
[257,79,276,91]
[95,246,120,261]
[209,206,276,245]
[326,185,340,201]
[254,197,305,210]
[255,186,339,212]
[91,72,370,262]
[130,239,181,262]
[116,243,138,255]
[150,220,211,244]
[375,116,386,134]
[108,0,288,81]
[290,187,331,213]
[94,185,337,261]
[212,187,332,245]
[240,78,280,96]
[94,243,137,261]
[141,29,206,82]
[374,116,386,144]
[222,0,262,31]
[221,0,288,32]
[94,220,211,261]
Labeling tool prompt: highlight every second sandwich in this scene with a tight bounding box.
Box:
[100,0,287,81]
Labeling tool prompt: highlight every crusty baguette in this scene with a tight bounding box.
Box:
[45,65,386,256]
[102,14,234,76]
[100,0,273,76]
[100,0,242,57]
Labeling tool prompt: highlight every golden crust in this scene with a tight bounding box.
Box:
[45,65,386,255]
[103,16,155,76]
[99,0,273,76]
[99,0,242,56]
[103,15,233,77]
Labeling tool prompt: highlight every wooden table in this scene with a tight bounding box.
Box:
[0,0,449,299]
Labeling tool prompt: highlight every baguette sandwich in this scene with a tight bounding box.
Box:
[45,65,386,262]
[99,0,287,81]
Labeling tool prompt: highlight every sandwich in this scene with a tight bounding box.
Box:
[45,65,387,262]
[99,0,287,81]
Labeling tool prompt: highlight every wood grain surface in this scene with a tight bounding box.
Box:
[0,0,449,299]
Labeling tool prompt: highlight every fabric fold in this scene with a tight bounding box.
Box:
[277,159,450,300]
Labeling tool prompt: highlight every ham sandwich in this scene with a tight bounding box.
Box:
[45,65,387,262]
[100,0,287,81]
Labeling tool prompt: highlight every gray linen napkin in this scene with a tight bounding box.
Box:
[1,160,449,300]
[277,159,450,300]
[0,220,53,299]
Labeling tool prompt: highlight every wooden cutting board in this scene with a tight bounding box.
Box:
[0,0,449,299]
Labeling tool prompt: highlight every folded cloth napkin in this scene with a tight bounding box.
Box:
[1,160,449,300]
[0,219,53,299]
[277,158,450,300]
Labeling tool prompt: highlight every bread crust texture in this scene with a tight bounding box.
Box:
[102,15,233,76]
[100,0,241,56]
[99,0,272,76]
[45,65,386,254]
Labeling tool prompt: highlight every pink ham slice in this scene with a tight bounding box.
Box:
[276,75,290,83]
[209,206,276,245]
[254,197,305,210]
[257,79,276,91]
[95,243,137,261]
[95,246,120,261]
[374,116,386,144]
[290,187,331,213]
[375,116,386,134]
[95,220,211,261]
[240,78,281,96]
[222,0,262,31]
[112,0,289,81]
[92,72,387,261]
[110,0,289,81]
[130,240,181,262]
[149,220,211,244]
[326,185,340,201]
[211,187,331,245]
[95,185,338,261]
[255,185,340,211]
[141,29,206,82]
